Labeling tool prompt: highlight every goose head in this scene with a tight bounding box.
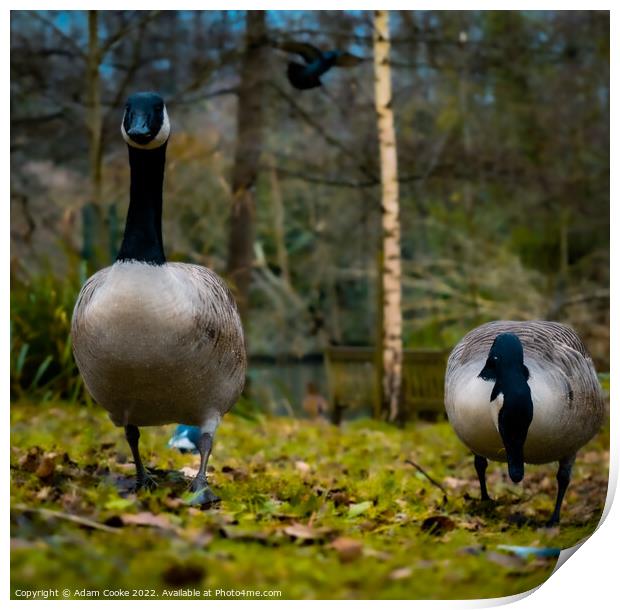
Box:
[121,92,170,150]
[478,333,533,483]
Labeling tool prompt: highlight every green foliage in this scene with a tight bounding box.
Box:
[11,402,609,599]
[10,263,88,403]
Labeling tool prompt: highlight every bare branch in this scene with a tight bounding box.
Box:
[268,80,378,182]
[99,10,160,57]
[29,12,86,60]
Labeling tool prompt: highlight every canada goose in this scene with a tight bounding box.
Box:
[445,320,604,525]
[272,40,363,90]
[71,92,246,504]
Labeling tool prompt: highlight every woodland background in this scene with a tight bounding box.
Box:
[10,10,610,409]
[9,10,610,600]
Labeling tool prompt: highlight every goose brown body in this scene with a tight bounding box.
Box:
[72,261,246,429]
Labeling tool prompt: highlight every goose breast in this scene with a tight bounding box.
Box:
[72,261,246,427]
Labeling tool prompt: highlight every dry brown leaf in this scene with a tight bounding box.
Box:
[363,548,393,561]
[36,486,53,501]
[486,551,525,569]
[121,512,175,530]
[179,466,199,478]
[444,476,464,489]
[283,522,330,541]
[295,460,311,473]
[329,536,363,562]
[18,447,43,472]
[35,453,57,479]
[421,515,456,536]
[389,567,413,580]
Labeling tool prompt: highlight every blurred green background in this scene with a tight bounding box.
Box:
[10,11,609,413]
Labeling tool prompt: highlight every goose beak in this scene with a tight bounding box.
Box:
[127,123,152,145]
[507,456,525,483]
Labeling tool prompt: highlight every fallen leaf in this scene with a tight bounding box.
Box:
[18,447,43,472]
[486,551,525,569]
[389,567,413,580]
[537,526,560,537]
[295,460,311,473]
[283,522,330,541]
[164,497,184,510]
[35,486,53,501]
[443,476,464,489]
[363,548,392,561]
[180,466,199,478]
[347,501,373,518]
[121,512,175,530]
[421,515,456,536]
[327,489,351,506]
[329,536,363,562]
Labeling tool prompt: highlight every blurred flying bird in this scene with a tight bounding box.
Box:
[273,40,364,90]
[168,425,202,453]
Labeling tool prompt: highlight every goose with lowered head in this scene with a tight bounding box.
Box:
[445,320,604,526]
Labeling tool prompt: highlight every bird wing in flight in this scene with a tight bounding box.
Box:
[274,40,324,64]
[334,52,365,67]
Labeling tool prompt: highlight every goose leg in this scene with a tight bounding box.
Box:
[124,425,157,491]
[189,432,220,506]
[547,454,576,527]
[474,454,491,501]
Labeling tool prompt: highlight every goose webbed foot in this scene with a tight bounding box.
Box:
[188,475,220,506]
[125,424,156,493]
[135,470,158,492]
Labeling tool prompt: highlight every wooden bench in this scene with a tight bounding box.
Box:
[325,346,449,421]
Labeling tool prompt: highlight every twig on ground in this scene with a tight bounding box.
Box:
[13,504,120,533]
[405,459,449,502]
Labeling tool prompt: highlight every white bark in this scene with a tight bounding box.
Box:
[373,10,403,422]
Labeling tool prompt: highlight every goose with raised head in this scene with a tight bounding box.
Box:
[445,320,604,525]
[71,92,246,504]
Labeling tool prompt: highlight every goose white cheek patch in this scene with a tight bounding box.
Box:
[121,106,170,149]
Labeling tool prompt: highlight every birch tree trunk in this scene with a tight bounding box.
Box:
[226,10,266,325]
[373,10,403,423]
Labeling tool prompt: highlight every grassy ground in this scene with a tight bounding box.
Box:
[11,401,609,600]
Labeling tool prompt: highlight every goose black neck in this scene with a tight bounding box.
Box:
[117,144,167,265]
[498,376,534,483]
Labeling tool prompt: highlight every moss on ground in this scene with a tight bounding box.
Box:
[11,402,609,600]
